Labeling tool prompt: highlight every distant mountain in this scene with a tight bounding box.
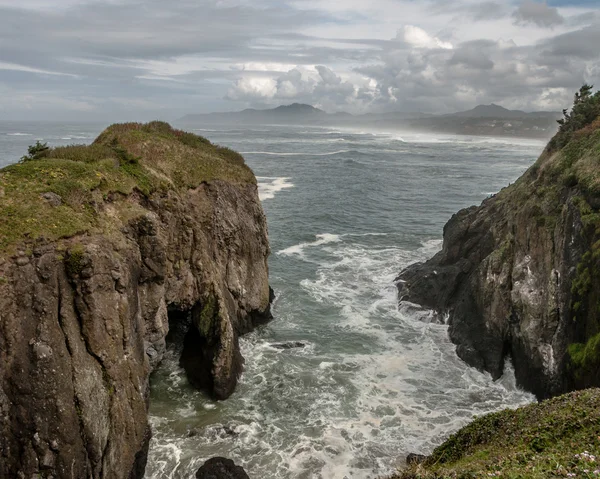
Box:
[271,103,325,115]
[180,103,328,124]
[179,103,430,125]
[448,103,559,119]
[179,102,561,139]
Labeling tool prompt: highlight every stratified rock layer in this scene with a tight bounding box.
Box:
[398,120,600,400]
[0,122,272,478]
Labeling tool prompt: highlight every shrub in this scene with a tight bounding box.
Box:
[548,85,600,151]
[20,141,50,162]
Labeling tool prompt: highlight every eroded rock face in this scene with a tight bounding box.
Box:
[0,181,272,478]
[396,153,594,400]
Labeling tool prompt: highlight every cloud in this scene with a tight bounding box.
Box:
[449,41,495,70]
[543,24,600,59]
[513,1,565,28]
[226,65,371,112]
[227,77,278,101]
[0,0,599,119]
[402,25,453,50]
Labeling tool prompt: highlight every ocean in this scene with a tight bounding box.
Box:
[0,121,543,478]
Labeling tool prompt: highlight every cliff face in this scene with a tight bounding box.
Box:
[0,122,272,478]
[397,118,600,400]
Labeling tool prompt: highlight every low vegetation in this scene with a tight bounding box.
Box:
[549,85,600,152]
[393,389,600,479]
[0,121,255,252]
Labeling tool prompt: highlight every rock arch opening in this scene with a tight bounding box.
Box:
[165,303,215,394]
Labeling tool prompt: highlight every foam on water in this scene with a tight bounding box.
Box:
[277,233,342,259]
[141,123,545,479]
[241,150,352,157]
[146,234,534,479]
[257,177,295,201]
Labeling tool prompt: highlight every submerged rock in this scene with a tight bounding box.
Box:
[271,341,307,349]
[0,122,272,478]
[196,457,250,479]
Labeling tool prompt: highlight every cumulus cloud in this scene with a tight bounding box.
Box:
[403,25,453,50]
[226,65,374,112]
[226,77,278,101]
[513,1,565,28]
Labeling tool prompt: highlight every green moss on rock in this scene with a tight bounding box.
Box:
[197,294,218,338]
[0,122,256,254]
[569,333,600,379]
[65,244,86,278]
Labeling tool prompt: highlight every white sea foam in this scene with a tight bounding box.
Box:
[241,150,352,157]
[145,125,541,478]
[277,233,342,258]
[146,232,533,479]
[257,177,294,201]
[7,132,31,136]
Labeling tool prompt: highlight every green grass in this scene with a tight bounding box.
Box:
[393,389,600,479]
[569,334,600,380]
[0,122,256,253]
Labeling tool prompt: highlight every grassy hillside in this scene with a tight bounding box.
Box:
[0,121,255,253]
[394,389,600,479]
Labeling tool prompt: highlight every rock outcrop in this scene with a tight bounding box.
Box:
[397,109,600,400]
[196,457,250,479]
[0,122,272,478]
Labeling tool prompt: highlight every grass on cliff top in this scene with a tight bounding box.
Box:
[492,89,600,223]
[394,388,600,479]
[0,121,256,252]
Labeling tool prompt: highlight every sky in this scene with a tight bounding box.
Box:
[0,0,599,121]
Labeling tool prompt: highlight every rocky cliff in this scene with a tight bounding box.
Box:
[0,122,272,478]
[397,93,600,400]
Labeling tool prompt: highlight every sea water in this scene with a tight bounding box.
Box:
[0,122,542,478]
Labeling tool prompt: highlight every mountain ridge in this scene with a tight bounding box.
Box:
[179,103,561,139]
[181,102,557,121]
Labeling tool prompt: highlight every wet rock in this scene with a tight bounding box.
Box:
[396,158,593,399]
[195,457,250,479]
[271,341,307,350]
[406,453,427,465]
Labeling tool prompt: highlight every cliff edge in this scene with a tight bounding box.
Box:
[397,86,600,400]
[0,122,272,478]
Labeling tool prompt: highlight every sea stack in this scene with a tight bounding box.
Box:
[0,122,272,478]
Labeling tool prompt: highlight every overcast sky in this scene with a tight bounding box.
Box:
[1,0,599,121]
